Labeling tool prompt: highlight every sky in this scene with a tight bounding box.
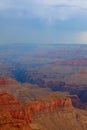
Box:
[0,0,87,44]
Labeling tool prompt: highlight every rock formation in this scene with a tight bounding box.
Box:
[0,91,72,130]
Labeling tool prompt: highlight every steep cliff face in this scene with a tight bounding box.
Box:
[1,90,87,130]
[0,91,19,105]
[11,97,72,124]
[0,91,32,130]
[0,91,72,130]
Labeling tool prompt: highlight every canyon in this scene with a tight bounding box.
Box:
[0,44,87,129]
[0,90,72,130]
[0,78,87,130]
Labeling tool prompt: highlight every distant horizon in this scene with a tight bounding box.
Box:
[0,42,87,46]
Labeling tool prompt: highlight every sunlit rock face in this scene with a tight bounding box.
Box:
[0,91,32,130]
[0,90,73,130]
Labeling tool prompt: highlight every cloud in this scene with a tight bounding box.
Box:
[0,0,87,22]
[75,32,87,44]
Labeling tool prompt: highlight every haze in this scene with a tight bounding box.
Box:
[0,0,87,44]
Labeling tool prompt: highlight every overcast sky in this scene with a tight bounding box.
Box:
[0,0,87,44]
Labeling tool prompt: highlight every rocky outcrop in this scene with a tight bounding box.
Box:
[68,95,82,108]
[11,97,72,124]
[0,78,20,87]
[0,91,20,105]
[10,93,73,124]
[0,91,73,129]
[0,91,32,130]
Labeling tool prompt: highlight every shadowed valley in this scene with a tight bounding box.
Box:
[1,44,87,129]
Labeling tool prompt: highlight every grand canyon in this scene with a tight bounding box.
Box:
[0,44,87,129]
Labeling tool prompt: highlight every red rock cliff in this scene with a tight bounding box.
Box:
[0,91,73,129]
[10,94,73,124]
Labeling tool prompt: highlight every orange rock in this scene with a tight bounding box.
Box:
[0,78,20,87]
[0,91,73,129]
